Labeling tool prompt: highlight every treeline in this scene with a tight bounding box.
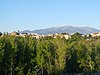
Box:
[0,33,100,75]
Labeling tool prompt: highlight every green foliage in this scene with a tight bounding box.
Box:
[0,34,100,75]
[70,32,84,41]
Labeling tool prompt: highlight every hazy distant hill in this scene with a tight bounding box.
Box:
[21,26,100,34]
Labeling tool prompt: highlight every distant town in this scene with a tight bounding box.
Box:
[1,31,100,39]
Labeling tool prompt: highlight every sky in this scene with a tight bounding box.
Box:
[0,0,100,32]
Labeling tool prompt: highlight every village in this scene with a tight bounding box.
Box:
[3,31,99,39]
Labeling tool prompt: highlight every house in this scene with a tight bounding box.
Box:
[30,33,41,39]
[51,33,71,39]
[20,33,28,37]
[10,32,19,36]
[90,32,100,37]
[63,34,71,39]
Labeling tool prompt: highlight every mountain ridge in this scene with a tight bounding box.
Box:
[20,26,100,34]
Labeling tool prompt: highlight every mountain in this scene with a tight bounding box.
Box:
[20,26,100,34]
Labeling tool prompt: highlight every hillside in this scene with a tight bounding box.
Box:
[21,26,100,34]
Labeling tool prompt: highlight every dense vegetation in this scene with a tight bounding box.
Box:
[0,33,100,75]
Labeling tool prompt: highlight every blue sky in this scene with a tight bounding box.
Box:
[0,0,100,32]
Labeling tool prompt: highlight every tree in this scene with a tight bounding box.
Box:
[0,32,2,36]
[0,37,4,74]
[52,37,67,74]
